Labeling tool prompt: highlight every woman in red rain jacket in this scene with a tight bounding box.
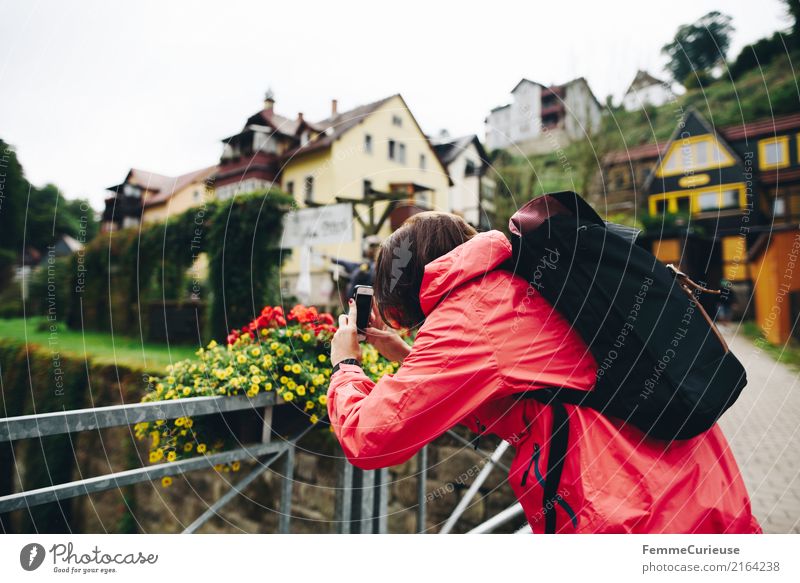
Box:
[328,211,761,534]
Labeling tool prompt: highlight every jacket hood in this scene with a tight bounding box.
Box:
[419,230,512,316]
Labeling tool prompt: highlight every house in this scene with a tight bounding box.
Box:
[215,91,452,304]
[621,70,673,112]
[141,166,216,223]
[101,166,216,231]
[602,109,800,343]
[431,133,495,229]
[485,77,602,155]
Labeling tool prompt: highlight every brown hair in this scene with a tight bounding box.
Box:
[374,211,477,329]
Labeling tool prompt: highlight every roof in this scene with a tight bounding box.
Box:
[511,78,544,93]
[624,70,668,95]
[431,134,489,167]
[282,94,397,159]
[106,168,174,193]
[143,165,217,207]
[604,112,800,166]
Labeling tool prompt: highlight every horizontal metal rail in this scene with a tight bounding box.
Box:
[0,440,290,513]
[0,392,277,442]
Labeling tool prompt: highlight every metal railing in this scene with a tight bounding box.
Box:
[0,396,528,534]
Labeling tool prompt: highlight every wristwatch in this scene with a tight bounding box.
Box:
[332,358,361,375]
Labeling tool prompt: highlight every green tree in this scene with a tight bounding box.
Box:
[662,11,734,85]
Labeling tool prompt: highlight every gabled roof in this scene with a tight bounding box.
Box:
[143,165,217,207]
[106,168,174,193]
[282,94,397,159]
[624,70,668,95]
[431,134,489,167]
[511,78,544,93]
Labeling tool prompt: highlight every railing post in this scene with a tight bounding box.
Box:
[278,443,294,534]
[334,456,353,533]
[357,468,375,534]
[372,467,388,534]
[417,445,428,533]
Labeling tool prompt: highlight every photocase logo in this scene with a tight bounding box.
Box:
[389,236,412,291]
[20,543,46,571]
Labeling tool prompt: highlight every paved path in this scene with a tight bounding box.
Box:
[718,325,800,533]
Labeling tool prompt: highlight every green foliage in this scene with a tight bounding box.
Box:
[207,189,293,339]
[662,11,734,84]
[0,139,98,294]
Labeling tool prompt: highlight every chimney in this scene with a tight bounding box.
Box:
[297,112,304,123]
[264,88,275,111]
[331,99,338,117]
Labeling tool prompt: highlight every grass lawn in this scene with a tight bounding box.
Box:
[0,317,198,372]
[740,321,800,372]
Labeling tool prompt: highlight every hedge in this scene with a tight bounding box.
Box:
[59,189,293,342]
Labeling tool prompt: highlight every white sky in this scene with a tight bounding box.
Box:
[0,0,790,209]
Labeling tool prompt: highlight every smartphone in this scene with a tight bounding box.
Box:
[353,285,374,341]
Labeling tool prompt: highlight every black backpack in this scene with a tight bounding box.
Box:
[503,191,747,532]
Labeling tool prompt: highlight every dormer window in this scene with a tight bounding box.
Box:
[123,184,141,198]
[655,135,735,177]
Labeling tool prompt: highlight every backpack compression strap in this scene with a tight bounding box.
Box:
[521,389,571,533]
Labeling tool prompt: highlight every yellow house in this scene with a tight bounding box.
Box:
[141,166,217,223]
[277,94,452,304]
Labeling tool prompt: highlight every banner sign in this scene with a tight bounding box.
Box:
[280,203,353,248]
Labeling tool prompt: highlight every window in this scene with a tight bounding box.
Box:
[720,188,740,209]
[388,140,396,160]
[193,190,201,202]
[655,199,667,214]
[698,192,718,211]
[392,115,402,127]
[419,154,426,170]
[758,136,789,170]
[398,143,406,164]
[286,181,294,196]
[465,160,477,177]
[304,176,314,203]
[364,134,373,154]
[363,180,372,197]
[655,135,735,177]
[676,196,690,213]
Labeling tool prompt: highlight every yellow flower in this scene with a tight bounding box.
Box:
[283,364,291,372]
[260,328,269,336]
[175,417,185,427]
[305,401,315,410]
[319,395,328,405]
[182,387,191,396]
[149,451,159,463]
[296,385,306,396]
[263,382,273,391]
[237,354,247,364]
[279,376,288,384]
[251,375,261,385]
[251,347,261,356]
[197,443,207,454]
[287,380,296,390]
[282,392,295,402]
[208,340,218,349]
[167,451,177,462]
[302,333,311,342]
[270,341,279,350]
[276,348,285,357]
[156,383,164,391]
[161,476,173,488]
[184,443,193,452]
[185,418,193,428]
[291,363,302,374]
[318,354,327,362]
[310,414,319,424]
[231,461,241,472]
[250,365,260,374]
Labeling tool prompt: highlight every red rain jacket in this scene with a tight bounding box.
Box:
[327,231,761,533]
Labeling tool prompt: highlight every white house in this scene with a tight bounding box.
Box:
[431,133,495,230]
[485,77,602,155]
[622,70,673,112]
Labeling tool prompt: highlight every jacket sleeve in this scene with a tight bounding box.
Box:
[326,300,503,469]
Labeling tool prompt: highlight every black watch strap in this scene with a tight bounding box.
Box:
[332,358,361,375]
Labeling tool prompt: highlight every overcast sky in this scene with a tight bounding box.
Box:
[0,0,790,209]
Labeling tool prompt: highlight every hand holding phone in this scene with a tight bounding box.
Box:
[353,285,373,341]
